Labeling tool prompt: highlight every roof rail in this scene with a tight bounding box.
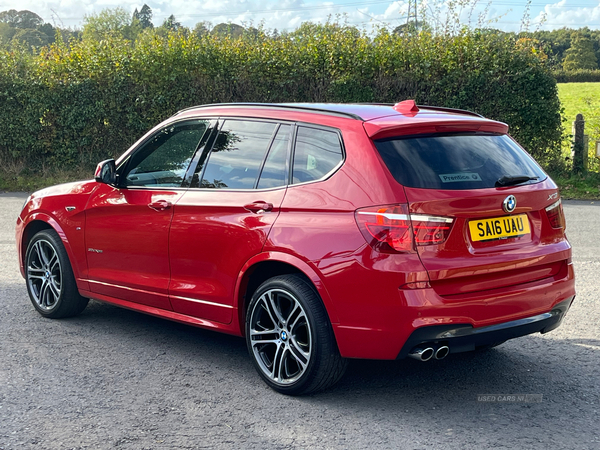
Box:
[417,105,483,118]
[173,103,364,120]
[349,102,484,118]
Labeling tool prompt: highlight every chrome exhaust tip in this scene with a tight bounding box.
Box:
[408,347,435,362]
[435,345,450,360]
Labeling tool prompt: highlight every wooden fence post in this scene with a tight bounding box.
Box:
[572,113,586,174]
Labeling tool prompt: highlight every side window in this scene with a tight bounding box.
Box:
[257,124,291,189]
[124,120,208,187]
[201,120,277,189]
[292,126,343,184]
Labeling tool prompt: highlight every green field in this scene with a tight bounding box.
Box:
[554,82,600,199]
[557,82,600,163]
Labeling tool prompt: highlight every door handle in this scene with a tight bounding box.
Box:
[148,200,172,211]
[244,202,273,214]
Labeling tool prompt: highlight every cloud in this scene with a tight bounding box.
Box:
[534,0,600,30]
[2,0,599,32]
[0,0,411,32]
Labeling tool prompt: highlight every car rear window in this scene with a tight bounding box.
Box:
[292,126,343,184]
[374,134,547,190]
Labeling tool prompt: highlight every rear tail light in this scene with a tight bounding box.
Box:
[545,199,565,230]
[355,204,454,253]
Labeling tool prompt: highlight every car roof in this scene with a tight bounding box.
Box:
[175,102,484,122]
[173,102,509,138]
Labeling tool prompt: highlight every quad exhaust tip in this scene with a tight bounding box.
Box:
[435,345,450,360]
[408,345,450,361]
[408,347,435,362]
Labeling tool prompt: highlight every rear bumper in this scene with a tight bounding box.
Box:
[396,296,574,359]
[331,259,575,360]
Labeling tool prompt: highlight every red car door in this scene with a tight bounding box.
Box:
[85,119,212,309]
[168,120,291,323]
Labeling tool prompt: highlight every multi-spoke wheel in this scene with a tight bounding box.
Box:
[246,274,347,395]
[27,238,62,311]
[25,230,88,318]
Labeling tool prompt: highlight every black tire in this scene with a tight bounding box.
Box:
[245,274,347,395]
[25,229,89,319]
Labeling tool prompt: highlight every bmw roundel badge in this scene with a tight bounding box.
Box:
[503,195,517,213]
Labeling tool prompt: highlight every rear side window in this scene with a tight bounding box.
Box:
[292,126,343,184]
[257,124,291,189]
[201,120,277,189]
[374,134,546,190]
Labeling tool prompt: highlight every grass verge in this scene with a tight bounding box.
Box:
[0,167,93,193]
[549,171,600,200]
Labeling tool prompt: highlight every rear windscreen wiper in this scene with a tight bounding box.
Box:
[495,175,539,187]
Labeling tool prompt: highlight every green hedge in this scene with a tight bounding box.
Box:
[0,25,563,172]
[554,69,600,83]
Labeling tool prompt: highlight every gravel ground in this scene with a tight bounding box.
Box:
[0,193,598,449]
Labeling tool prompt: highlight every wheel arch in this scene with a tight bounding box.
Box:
[21,214,79,279]
[235,252,339,337]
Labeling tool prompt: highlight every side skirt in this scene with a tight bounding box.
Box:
[78,289,243,337]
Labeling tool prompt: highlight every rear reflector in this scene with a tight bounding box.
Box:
[355,204,454,253]
[545,198,565,230]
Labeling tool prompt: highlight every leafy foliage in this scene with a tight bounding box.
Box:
[563,34,598,70]
[133,4,153,30]
[82,7,140,42]
[554,69,600,83]
[0,9,43,29]
[0,22,563,175]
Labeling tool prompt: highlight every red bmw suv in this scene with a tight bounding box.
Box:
[16,101,575,395]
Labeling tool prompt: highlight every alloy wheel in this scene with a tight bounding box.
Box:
[27,239,62,311]
[249,288,312,385]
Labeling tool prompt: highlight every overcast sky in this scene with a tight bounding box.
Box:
[0,0,598,33]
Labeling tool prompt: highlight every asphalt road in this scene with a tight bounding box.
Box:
[0,192,598,449]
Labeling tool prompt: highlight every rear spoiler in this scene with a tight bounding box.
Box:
[363,117,509,140]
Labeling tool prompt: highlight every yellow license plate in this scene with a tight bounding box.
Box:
[469,214,530,242]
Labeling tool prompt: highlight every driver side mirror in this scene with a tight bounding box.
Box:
[94,159,117,185]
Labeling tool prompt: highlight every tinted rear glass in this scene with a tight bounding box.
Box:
[292,127,343,184]
[374,134,546,190]
[201,120,277,189]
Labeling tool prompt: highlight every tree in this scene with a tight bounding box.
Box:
[139,4,153,29]
[37,23,56,45]
[193,21,211,37]
[0,22,16,45]
[11,28,48,49]
[82,7,140,41]
[211,23,244,38]
[162,15,181,32]
[133,4,153,29]
[0,9,43,29]
[563,33,598,70]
